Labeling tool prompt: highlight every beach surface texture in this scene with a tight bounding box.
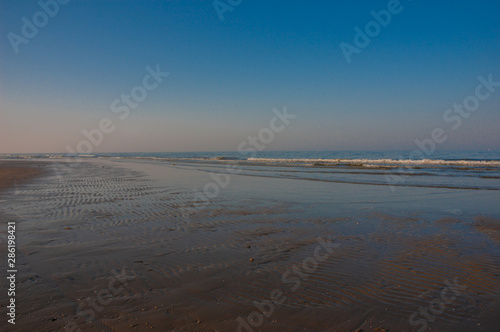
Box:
[1,157,499,331]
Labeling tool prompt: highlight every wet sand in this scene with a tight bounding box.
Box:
[1,160,499,331]
[0,161,47,191]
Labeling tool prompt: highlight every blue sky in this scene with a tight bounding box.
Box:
[1,0,499,153]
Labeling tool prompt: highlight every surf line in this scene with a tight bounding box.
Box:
[386,74,500,190]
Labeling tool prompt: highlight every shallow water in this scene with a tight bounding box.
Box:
[3,151,500,189]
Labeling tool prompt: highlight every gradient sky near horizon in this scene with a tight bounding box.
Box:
[1,0,499,153]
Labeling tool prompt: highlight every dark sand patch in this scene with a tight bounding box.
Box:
[434,217,463,224]
[474,216,500,243]
[0,161,48,192]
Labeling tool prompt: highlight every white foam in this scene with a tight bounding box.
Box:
[247,158,500,167]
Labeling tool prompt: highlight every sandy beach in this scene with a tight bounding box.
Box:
[1,159,499,332]
[0,162,47,192]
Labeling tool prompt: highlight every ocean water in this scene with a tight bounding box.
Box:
[2,150,500,162]
[2,150,500,190]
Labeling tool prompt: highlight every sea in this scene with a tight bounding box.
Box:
[2,150,500,191]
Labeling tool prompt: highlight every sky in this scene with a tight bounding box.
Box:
[1,0,499,153]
